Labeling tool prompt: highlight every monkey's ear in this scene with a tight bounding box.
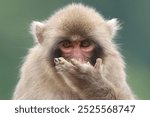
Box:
[107,18,121,39]
[30,21,45,44]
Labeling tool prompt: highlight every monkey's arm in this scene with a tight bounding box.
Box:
[54,57,120,100]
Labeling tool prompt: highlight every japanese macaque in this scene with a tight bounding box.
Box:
[13,3,135,99]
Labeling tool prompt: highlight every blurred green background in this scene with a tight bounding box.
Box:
[0,0,150,99]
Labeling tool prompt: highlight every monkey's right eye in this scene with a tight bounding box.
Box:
[61,40,71,48]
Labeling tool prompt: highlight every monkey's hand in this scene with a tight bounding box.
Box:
[54,57,96,82]
[54,57,117,99]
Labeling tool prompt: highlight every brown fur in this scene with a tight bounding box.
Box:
[13,3,135,99]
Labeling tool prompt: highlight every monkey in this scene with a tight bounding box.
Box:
[13,3,135,100]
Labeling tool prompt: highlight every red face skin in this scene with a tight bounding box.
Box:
[59,39,95,63]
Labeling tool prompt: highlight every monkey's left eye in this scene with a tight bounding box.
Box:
[81,40,93,47]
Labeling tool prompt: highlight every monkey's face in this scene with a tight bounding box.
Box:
[58,38,95,63]
[51,35,103,66]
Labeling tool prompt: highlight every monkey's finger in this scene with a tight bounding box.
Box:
[54,58,61,65]
[54,57,65,65]
[70,59,82,68]
[87,62,91,65]
[94,58,103,71]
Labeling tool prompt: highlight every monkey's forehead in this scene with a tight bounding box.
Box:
[45,4,106,33]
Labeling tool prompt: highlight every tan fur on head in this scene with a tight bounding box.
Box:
[31,4,120,44]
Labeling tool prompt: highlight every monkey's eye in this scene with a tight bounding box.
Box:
[61,40,71,48]
[81,40,93,47]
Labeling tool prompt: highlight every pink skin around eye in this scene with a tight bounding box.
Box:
[59,41,95,62]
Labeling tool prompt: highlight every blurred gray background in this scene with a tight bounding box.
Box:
[0,0,150,99]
